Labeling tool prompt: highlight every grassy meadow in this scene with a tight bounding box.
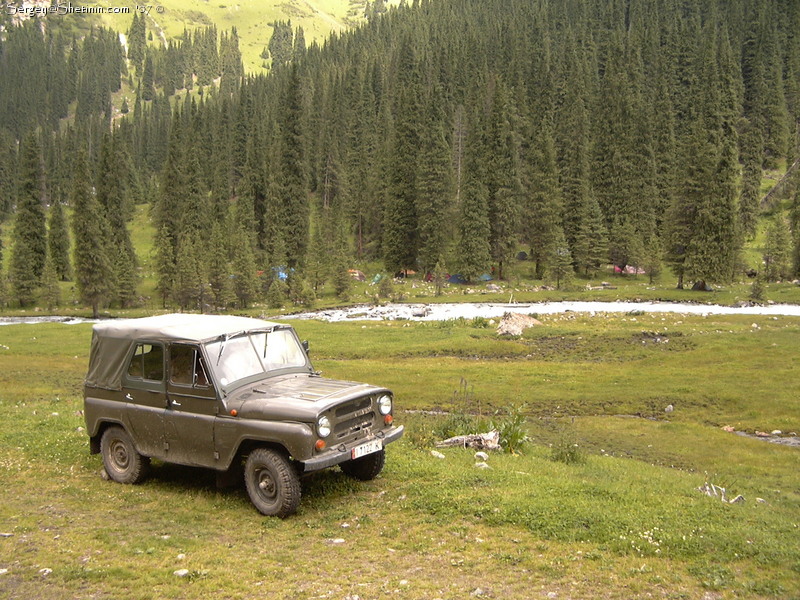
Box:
[0,313,798,599]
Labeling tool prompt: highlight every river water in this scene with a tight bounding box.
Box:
[3,301,800,327]
[283,300,800,321]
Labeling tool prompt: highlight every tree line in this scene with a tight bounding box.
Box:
[1,0,800,315]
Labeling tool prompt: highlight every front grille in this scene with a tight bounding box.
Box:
[332,396,376,440]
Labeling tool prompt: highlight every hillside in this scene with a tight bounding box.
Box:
[0,0,799,315]
[87,0,375,72]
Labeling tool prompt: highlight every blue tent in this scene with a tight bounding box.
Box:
[448,274,467,284]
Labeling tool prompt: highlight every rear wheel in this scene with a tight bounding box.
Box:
[341,448,385,481]
[100,426,150,484]
[244,448,301,518]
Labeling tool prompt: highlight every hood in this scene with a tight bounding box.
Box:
[226,373,385,422]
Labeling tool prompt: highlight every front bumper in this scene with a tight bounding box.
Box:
[301,425,404,472]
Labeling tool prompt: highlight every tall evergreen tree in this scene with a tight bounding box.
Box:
[207,221,233,311]
[416,89,454,273]
[280,66,309,267]
[72,151,115,317]
[127,12,147,72]
[762,215,792,282]
[47,199,71,281]
[486,79,522,279]
[455,110,492,282]
[525,116,562,279]
[9,134,47,306]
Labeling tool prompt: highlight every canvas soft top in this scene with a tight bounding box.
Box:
[85,314,282,390]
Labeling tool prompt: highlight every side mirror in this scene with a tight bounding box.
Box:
[302,340,310,356]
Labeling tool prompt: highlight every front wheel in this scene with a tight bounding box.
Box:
[100,426,150,484]
[341,448,385,481]
[244,448,301,518]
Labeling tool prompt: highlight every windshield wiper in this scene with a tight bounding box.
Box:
[216,334,229,366]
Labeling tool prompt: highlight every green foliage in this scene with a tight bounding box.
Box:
[10,133,47,306]
[762,215,792,281]
[377,274,395,299]
[71,151,115,318]
[749,273,767,303]
[266,277,288,309]
[489,404,530,454]
[40,252,61,310]
[47,200,71,282]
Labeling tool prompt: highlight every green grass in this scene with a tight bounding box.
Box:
[0,316,799,598]
[85,0,376,73]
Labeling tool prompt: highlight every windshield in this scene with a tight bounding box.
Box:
[204,328,308,390]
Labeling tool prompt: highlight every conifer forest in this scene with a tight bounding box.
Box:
[1,0,799,315]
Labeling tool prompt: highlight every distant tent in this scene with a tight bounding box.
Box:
[272,266,293,280]
[448,273,467,284]
[348,269,366,281]
[371,273,385,284]
[478,273,493,281]
[516,251,528,261]
[614,265,646,275]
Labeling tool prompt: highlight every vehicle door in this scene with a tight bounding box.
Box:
[122,342,167,458]
[164,343,219,467]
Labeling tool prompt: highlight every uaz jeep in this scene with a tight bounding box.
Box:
[83,314,403,517]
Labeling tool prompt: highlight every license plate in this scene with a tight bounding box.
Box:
[351,439,382,459]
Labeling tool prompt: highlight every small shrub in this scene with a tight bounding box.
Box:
[490,404,530,454]
[433,412,483,440]
[549,418,585,464]
[378,275,395,298]
[471,316,491,328]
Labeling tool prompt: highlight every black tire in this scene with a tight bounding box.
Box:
[100,426,150,484]
[341,448,385,481]
[244,448,301,518]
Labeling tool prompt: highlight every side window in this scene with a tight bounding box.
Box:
[127,343,164,381]
[170,345,210,388]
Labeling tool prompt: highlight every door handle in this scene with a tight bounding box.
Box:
[125,393,133,401]
[171,400,182,407]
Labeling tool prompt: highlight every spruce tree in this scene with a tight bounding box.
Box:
[207,222,233,312]
[9,134,47,306]
[416,89,454,273]
[231,226,258,309]
[280,66,309,267]
[573,197,609,277]
[383,38,420,274]
[47,199,71,281]
[455,110,491,282]
[72,151,115,318]
[127,13,147,72]
[545,228,573,290]
[141,52,155,101]
[486,79,522,280]
[153,224,176,308]
[40,251,61,310]
[173,234,206,311]
[526,116,562,280]
[762,215,791,282]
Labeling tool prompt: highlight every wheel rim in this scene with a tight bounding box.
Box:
[256,467,278,502]
[109,439,130,472]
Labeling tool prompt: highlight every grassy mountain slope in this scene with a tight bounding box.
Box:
[85,0,373,71]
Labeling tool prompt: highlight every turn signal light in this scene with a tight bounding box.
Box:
[230,409,238,417]
[384,414,393,425]
[315,439,326,451]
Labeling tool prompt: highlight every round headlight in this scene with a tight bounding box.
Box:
[377,394,392,415]
[317,415,331,438]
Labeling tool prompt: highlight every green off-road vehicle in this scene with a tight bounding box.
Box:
[83,314,403,517]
